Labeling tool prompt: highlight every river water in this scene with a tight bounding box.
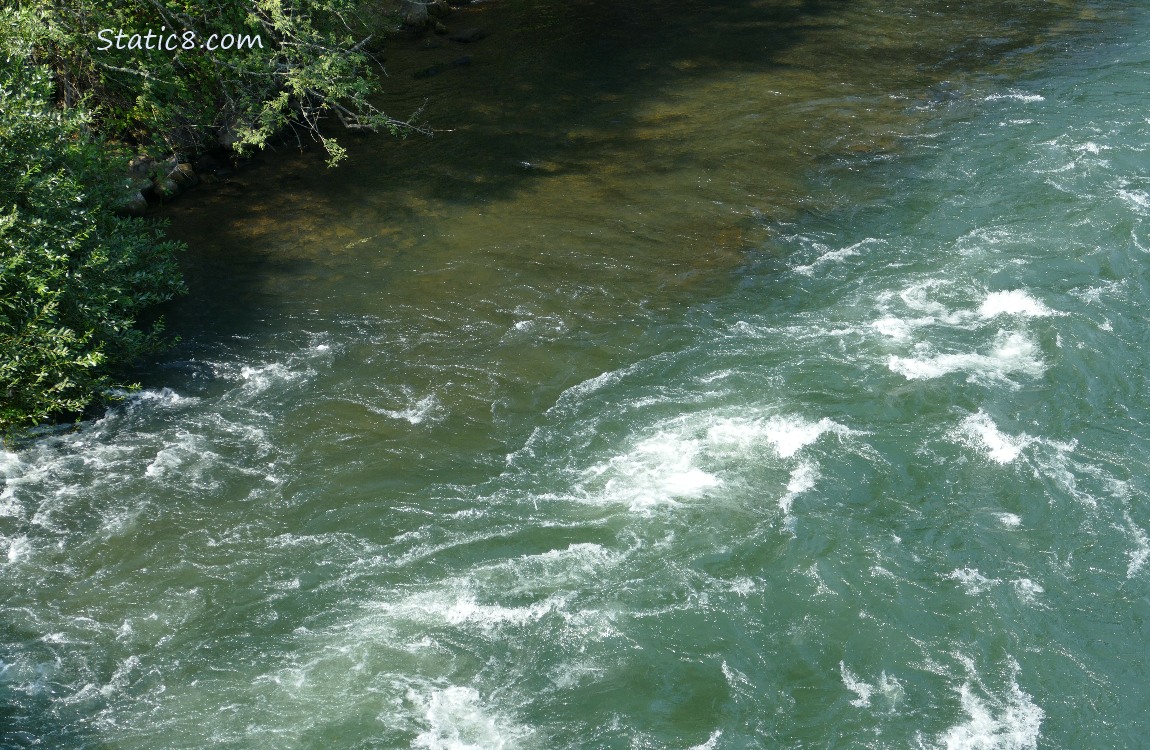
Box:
[4,0,1150,747]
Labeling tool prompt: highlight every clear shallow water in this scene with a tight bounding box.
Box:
[3,1,1150,748]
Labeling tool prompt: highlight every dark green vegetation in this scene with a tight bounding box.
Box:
[0,1,411,432]
[0,57,183,432]
[18,0,412,162]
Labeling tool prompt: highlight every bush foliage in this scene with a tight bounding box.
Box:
[25,0,414,164]
[0,52,185,431]
[1,1,410,431]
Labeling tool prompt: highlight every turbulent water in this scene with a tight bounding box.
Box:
[4,0,1150,747]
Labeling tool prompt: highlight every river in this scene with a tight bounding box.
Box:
[3,0,1149,747]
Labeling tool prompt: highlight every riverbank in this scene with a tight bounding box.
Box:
[116,0,503,213]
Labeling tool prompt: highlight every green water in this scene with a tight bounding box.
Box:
[4,0,1150,747]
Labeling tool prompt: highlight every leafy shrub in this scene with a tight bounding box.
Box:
[1,0,413,432]
[26,0,417,165]
[0,46,185,431]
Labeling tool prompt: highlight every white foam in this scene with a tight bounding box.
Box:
[145,432,216,480]
[887,332,1045,383]
[792,238,880,275]
[506,315,566,338]
[1070,280,1123,306]
[873,281,976,332]
[840,662,874,707]
[1028,440,1090,508]
[779,462,818,517]
[786,462,818,494]
[721,660,752,691]
[0,450,20,479]
[381,394,442,425]
[996,513,1022,527]
[977,291,1054,320]
[947,570,1048,607]
[727,320,757,337]
[985,90,1045,103]
[375,590,560,630]
[0,457,19,515]
[1072,141,1106,154]
[871,316,919,341]
[724,577,758,597]
[500,543,622,594]
[585,431,720,512]
[805,564,834,596]
[877,672,905,711]
[583,412,852,512]
[123,387,191,408]
[549,660,606,690]
[935,681,1043,750]
[706,415,853,459]
[878,282,1057,335]
[1012,579,1044,603]
[899,280,954,317]
[768,416,850,459]
[100,655,141,698]
[439,596,556,627]
[947,567,1000,596]
[1124,512,1149,578]
[5,535,30,563]
[558,362,639,401]
[954,412,1035,465]
[1119,189,1150,212]
[239,362,302,393]
[412,686,530,750]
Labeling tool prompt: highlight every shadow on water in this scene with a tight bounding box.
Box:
[155,0,844,334]
[153,0,1091,353]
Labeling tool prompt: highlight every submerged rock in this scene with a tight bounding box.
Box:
[117,189,149,216]
[153,176,180,200]
[170,163,200,188]
[449,27,489,43]
[193,152,234,180]
[401,0,429,27]
[127,154,155,178]
[413,64,444,79]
